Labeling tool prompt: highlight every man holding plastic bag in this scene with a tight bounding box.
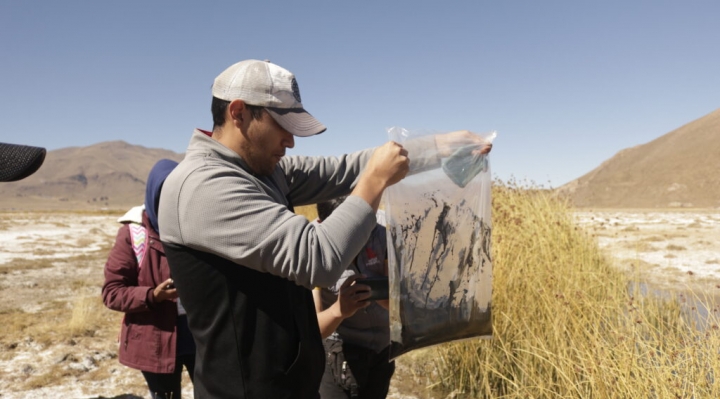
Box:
[158,56,495,399]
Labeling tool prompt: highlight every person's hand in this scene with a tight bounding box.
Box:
[477,142,492,155]
[435,130,493,157]
[330,275,371,319]
[363,141,410,189]
[153,278,178,302]
[352,141,409,211]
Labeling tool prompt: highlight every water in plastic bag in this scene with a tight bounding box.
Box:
[384,128,495,359]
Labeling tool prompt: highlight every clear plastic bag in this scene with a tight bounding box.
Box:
[384,128,495,360]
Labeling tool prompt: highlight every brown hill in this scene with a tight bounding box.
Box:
[559,108,720,209]
[0,141,184,211]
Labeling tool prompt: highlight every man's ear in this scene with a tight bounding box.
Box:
[228,99,246,124]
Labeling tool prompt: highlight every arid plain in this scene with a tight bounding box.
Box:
[1,208,719,398]
[0,211,438,399]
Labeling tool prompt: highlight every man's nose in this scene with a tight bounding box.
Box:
[284,132,295,149]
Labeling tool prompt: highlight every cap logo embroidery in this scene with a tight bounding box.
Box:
[291,78,301,103]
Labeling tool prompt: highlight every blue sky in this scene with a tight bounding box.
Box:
[1,1,718,187]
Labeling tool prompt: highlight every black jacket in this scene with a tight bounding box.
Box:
[164,242,324,398]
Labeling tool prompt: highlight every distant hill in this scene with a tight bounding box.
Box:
[558,108,720,209]
[0,141,184,211]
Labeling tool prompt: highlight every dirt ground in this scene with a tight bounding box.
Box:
[1,209,718,398]
[0,212,440,399]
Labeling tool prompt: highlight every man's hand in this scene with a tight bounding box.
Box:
[477,142,492,155]
[330,275,371,320]
[352,141,410,211]
[435,130,494,157]
[153,278,178,302]
[363,141,410,189]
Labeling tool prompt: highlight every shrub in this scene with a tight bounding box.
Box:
[432,182,720,398]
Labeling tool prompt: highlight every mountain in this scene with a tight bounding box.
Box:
[558,108,720,209]
[0,141,184,211]
[6,112,719,212]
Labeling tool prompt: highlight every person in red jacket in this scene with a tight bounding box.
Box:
[102,159,195,399]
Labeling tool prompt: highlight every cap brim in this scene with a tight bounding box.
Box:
[266,108,326,137]
[0,143,47,182]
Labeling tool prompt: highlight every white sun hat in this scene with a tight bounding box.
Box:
[212,59,326,137]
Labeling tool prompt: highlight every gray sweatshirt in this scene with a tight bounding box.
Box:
[159,130,375,288]
[159,129,439,290]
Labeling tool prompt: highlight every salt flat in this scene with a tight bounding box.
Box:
[0,212,118,266]
[573,209,720,292]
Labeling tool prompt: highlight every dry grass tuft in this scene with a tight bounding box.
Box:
[67,296,107,337]
[0,258,55,273]
[642,235,666,242]
[22,363,88,390]
[623,240,657,252]
[430,181,720,398]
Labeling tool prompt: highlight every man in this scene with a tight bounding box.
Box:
[159,59,489,398]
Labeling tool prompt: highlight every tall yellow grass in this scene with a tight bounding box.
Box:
[433,183,720,398]
[294,204,318,221]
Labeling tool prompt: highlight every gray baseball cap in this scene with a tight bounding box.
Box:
[0,142,46,182]
[212,59,326,137]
